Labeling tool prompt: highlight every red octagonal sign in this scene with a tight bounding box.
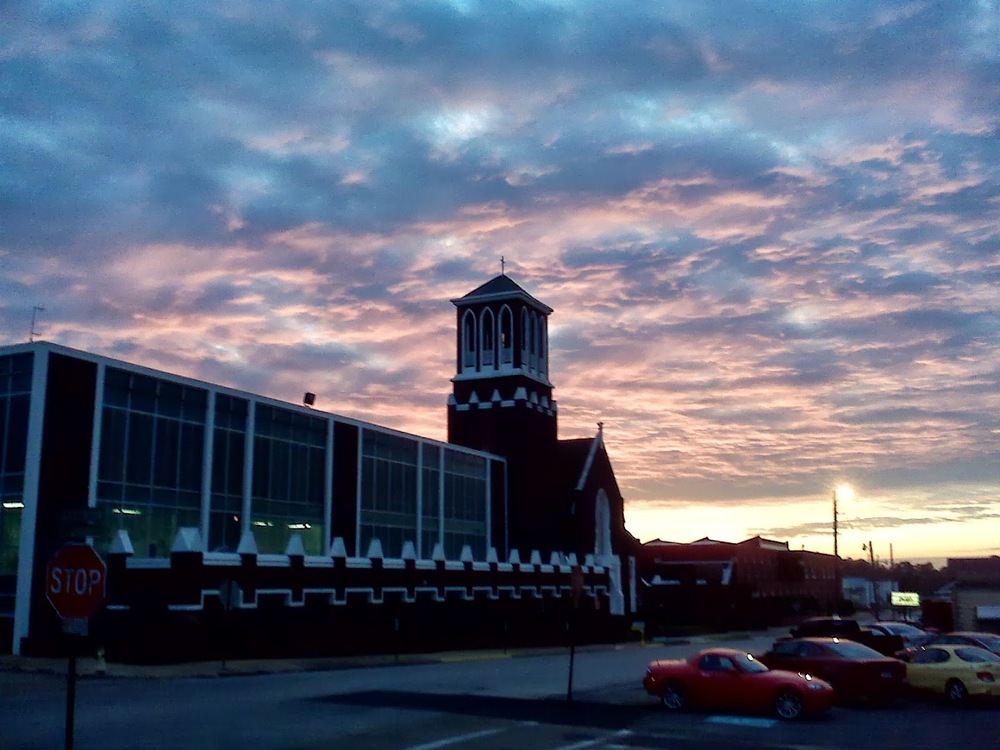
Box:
[46,544,107,621]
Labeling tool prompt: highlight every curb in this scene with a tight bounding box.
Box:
[0,630,780,680]
[0,641,636,680]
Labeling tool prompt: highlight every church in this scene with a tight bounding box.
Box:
[0,274,640,660]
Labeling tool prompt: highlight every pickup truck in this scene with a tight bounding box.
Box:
[785,617,905,656]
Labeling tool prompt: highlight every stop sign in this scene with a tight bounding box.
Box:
[46,544,107,621]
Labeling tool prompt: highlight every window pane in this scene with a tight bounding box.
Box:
[99,408,127,482]
[3,396,30,474]
[153,418,180,487]
[126,413,153,484]
[95,371,208,558]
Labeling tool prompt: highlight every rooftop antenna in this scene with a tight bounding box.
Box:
[29,306,45,342]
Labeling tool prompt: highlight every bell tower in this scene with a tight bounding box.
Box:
[447,274,557,455]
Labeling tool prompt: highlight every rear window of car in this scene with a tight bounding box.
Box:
[955,648,1000,663]
[910,648,949,664]
[826,640,884,659]
[978,635,1000,652]
[771,641,800,657]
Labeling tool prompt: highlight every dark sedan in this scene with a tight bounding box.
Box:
[870,621,932,649]
[759,637,907,703]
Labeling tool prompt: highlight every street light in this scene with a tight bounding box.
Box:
[832,484,855,558]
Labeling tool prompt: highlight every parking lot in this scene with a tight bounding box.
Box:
[2,633,997,750]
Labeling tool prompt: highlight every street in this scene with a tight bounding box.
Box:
[1,632,997,749]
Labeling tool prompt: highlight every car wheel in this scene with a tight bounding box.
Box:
[945,679,968,704]
[774,689,804,720]
[661,683,687,711]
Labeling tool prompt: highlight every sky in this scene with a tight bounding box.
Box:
[2,1,998,567]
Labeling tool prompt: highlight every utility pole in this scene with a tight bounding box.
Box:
[832,488,838,558]
[863,541,878,619]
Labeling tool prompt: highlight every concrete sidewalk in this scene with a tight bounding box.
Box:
[0,629,775,680]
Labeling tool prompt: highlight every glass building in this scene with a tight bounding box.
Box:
[0,343,506,653]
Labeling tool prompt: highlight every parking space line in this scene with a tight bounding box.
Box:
[551,729,632,750]
[400,727,508,750]
[705,715,778,729]
[400,721,540,750]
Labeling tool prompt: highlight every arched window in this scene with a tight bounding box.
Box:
[521,309,530,366]
[538,315,547,376]
[462,310,477,369]
[499,306,513,366]
[595,489,612,561]
[480,309,495,367]
[529,311,538,371]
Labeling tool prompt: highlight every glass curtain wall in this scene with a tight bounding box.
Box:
[86,362,491,562]
[96,368,206,557]
[442,452,488,559]
[251,404,325,555]
[0,353,32,578]
[360,428,490,560]
[209,394,247,552]
[420,443,440,557]
[359,429,418,557]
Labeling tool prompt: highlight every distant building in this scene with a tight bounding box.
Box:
[842,576,897,612]
[0,274,639,659]
[946,556,1000,631]
[638,536,839,632]
[946,556,1000,585]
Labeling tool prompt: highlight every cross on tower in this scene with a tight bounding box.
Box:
[501,256,505,275]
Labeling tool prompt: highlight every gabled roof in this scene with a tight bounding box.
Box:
[451,274,553,313]
[548,438,593,501]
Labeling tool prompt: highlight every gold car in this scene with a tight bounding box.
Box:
[905,645,1000,703]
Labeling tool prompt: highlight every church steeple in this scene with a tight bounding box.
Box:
[447,274,557,455]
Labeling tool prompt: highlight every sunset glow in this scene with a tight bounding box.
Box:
[2,2,998,567]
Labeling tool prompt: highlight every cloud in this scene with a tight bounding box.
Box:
[2,0,998,562]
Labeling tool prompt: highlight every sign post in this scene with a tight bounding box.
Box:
[566,566,585,702]
[46,543,107,750]
[217,579,242,671]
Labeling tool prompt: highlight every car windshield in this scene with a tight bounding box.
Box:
[734,652,769,673]
[976,635,1000,652]
[826,640,884,659]
[956,647,1000,663]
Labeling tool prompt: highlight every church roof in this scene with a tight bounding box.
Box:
[452,274,553,313]
[548,432,621,504]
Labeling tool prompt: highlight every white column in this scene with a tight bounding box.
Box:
[200,391,215,545]
[241,399,256,535]
[86,363,105,509]
[415,441,424,559]
[323,418,333,556]
[355,427,364,557]
[12,348,49,655]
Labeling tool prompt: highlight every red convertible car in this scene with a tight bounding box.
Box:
[643,647,835,720]
[758,637,907,703]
